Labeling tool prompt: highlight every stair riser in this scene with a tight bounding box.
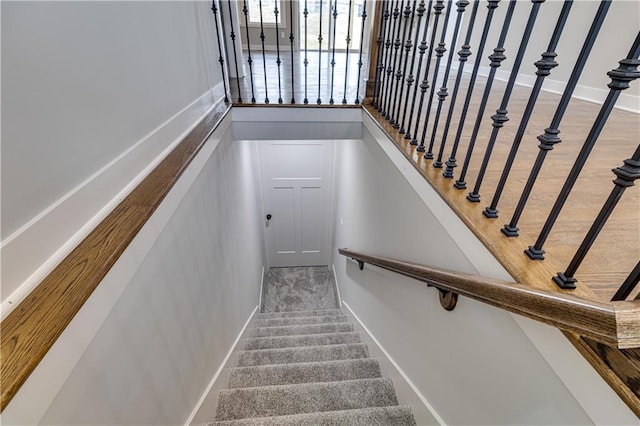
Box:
[242,332,361,351]
[237,344,370,367]
[250,323,353,338]
[213,406,417,425]
[254,315,348,328]
[256,309,344,319]
[215,378,399,421]
[228,359,382,388]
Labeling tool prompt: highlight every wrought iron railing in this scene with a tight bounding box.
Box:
[367,0,640,300]
[210,0,640,301]
[212,0,370,105]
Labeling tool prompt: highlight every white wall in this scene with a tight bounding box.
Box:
[330,115,637,424]
[2,122,266,425]
[1,0,226,312]
[461,0,640,112]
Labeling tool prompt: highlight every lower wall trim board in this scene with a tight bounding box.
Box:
[185,305,259,426]
[332,264,342,307]
[258,266,265,313]
[1,83,226,320]
[341,301,445,426]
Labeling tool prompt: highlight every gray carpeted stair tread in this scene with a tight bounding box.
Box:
[250,323,353,338]
[256,309,344,319]
[213,405,417,425]
[215,378,399,421]
[242,332,361,351]
[254,314,348,328]
[228,358,382,388]
[213,269,416,425]
[238,343,369,367]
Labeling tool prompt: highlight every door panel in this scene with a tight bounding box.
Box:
[261,141,334,267]
[300,185,323,253]
[270,144,323,177]
[271,186,296,254]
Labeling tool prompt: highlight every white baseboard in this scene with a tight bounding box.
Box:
[258,266,265,312]
[185,305,259,426]
[1,82,226,320]
[467,64,640,114]
[331,263,342,306]
[342,301,445,426]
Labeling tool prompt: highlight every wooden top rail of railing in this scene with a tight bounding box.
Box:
[338,248,640,349]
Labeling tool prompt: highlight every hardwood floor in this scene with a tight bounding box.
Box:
[366,69,639,303]
[229,50,369,105]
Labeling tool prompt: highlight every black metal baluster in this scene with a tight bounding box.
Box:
[503,0,611,237]
[218,0,233,98]
[405,0,434,143]
[211,1,230,103]
[289,0,296,103]
[355,0,368,104]
[274,1,284,103]
[420,0,453,157]
[242,0,256,104]
[526,32,640,260]
[468,0,543,199]
[379,0,399,114]
[390,2,415,127]
[259,0,270,103]
[384,1,405,119]
[613,261,640,301]
[329,0,339,104]
[555,145,640,290]
[342,0,354,104]
[395,1,418,131]
[485,0,572,217]
[372,0,389,107]
[304,0,309,104]
[226,0,243,103]
[242,0,257,103]
[431,0,469,166]
[317,0,324,104]
[415,0,445,150]
[443,0,500,177]
[455,0,516,189]
[400,1,426,133]
[436,0,479,168]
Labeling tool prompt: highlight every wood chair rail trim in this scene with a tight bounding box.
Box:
[338,248,640,349]
[0,102,231,412]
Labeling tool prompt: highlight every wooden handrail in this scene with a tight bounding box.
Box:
[338,248,640,349]
[0,102,230,412]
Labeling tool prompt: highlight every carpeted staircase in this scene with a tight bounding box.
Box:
[212,267,417,425]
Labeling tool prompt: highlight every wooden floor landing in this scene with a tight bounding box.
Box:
[365,72,639,304]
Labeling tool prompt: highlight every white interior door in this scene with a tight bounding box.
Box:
[260,140,334,267]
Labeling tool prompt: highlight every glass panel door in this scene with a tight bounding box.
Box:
[300,0,364,51]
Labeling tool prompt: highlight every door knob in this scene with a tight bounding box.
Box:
[266,214,272,220]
